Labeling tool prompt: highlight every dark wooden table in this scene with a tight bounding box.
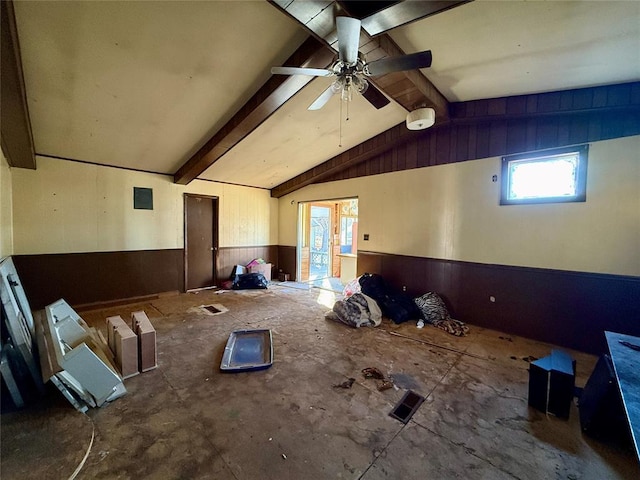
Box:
[605,331,640,460]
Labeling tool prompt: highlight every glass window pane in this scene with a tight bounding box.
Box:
[509,154,578,200]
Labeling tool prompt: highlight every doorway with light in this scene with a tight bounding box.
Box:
[297,198,358,292]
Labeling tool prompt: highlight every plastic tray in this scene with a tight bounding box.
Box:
[220,329,273,372]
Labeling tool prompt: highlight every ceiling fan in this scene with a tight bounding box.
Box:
[271,16,433,111]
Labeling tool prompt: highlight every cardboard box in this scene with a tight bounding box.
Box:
[131,311,157,372]
[106,315,139,379]
[248,263,272,281]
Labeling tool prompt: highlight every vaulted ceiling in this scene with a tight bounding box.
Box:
[4,1,640,192]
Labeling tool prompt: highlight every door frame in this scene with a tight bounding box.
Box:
[296,197,358,282]
[183,193,219,292]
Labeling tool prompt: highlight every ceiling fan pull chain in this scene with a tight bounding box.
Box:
[346,96,350,122]
[339,97,344,148]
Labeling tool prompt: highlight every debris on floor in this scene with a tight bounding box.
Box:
[362,367,395,391]
[333,377,356,389]
[362,367,385,379]
[227,259,273,290]
[38,299,128,412]
[377,379,394,391]
[414,291,469,336]
[220,329,273,372]
[325,293,382,328]
[340,273,469,335]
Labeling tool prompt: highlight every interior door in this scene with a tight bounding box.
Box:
[185,194,218,290]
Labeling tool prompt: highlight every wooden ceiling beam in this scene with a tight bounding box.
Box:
[173,36,334,185]
[269,0,450,120]
[1,0,36,169]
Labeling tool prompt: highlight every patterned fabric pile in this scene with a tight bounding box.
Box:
[414,292,469,336]
[325,293,382,328]
[331,273,469,336]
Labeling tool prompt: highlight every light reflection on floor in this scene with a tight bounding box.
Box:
[309,276,343,308]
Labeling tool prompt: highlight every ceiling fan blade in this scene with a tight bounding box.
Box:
[308,85,337,111]
[336,16,361,65]
[365,50,432,76]
[271,66,333,77]
[361,83,390,109]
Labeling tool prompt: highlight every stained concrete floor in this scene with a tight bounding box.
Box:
[2,283,639,479]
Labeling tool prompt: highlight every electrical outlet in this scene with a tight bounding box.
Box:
[363,234,369,241]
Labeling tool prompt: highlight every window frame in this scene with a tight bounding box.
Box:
[500,144,589,206]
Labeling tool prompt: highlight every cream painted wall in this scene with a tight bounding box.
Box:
[279,136,640,277]
[11,156,278,254]
[0,151,14,257]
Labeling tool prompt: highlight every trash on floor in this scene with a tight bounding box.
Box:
[359,273,422,325]
[325,293,381,328]
[362,367,385,379]
[228,259,273,289]
[246,259,273,282]
[389,390,425,424]
[232,272,269,290]
[220,329,273,372]
[414,291,469,336]
[39,299,127,412]
[362,367,395,391]
[333,377,356,389]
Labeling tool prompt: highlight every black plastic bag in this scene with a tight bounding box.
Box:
[359,273,421,324]
[232,272,268,290]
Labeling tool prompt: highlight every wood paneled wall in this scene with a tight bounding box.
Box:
[272,82,640,196]
[12,245,281,309]
[13,249,184,310]
[323,110,639,184]
[277,245,297,281]
[217,245,278,282]
[358,251,640,354]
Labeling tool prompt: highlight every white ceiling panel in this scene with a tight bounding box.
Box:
[14,0,306,174]
[199,77,407,188]
[389,0,640,102]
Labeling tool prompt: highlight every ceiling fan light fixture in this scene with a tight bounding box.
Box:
[353,76,369,94]
[406,107,436,130]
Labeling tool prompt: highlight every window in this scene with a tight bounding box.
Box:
[500,145,588,205]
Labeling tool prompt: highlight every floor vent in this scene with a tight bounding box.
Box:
[389,390,425,424]
[203,305,221,314]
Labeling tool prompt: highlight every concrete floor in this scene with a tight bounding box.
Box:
[1,283,638,479]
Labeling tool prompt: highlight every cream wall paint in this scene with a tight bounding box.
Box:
[0,151,14,257]
[11,156,277,254]
[279,136,640,277]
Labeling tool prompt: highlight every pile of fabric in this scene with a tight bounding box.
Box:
[327,273,469,336]
[325,293,382,328]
